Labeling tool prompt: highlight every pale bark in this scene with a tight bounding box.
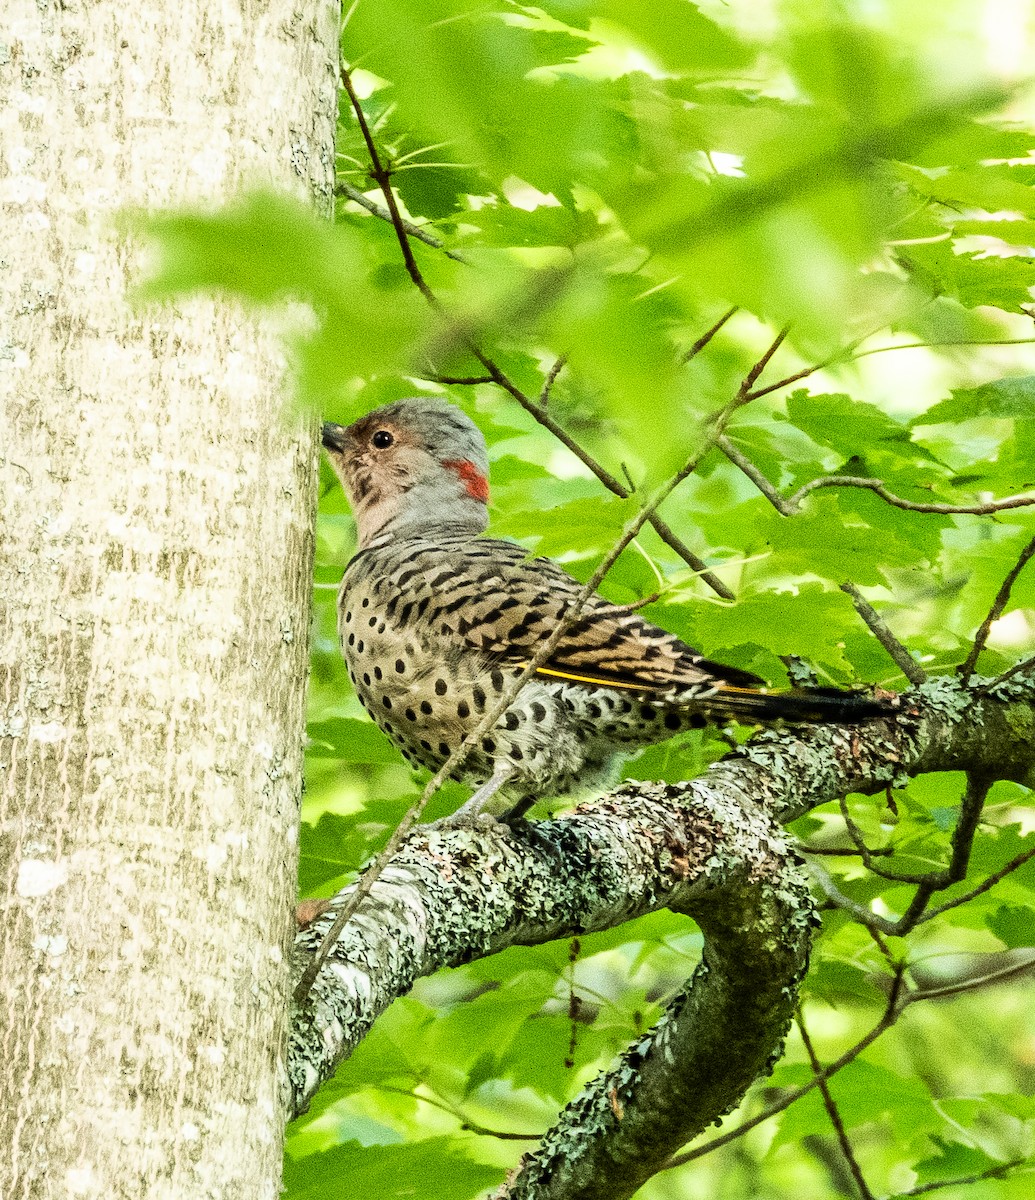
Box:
[0,4,338,1198]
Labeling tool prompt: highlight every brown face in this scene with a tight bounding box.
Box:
[321,413,436,544]
[321,403,490,546]
[328,413,412,495]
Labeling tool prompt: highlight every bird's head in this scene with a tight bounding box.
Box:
[321,399,490,547]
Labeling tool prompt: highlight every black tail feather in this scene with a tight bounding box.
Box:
[709,684,896,724]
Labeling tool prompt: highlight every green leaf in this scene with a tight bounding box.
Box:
[283,1139,502,1200]
[771,1059,940,1148]
[986,904,1035,949]
[593,0,751,75]
[422,981,555,1076]
[133,190,427,401]
[298,812,362,894]
[917,375,1035,425]
[804,959,887,1006]
[461,202,600,249]
[758,497,922,587]
[784,391,937,462]
[342,4,621,199]
[307,717,406,764]
[912,1138,1003,1189]
[491,495,636,561]
[498,1013,604,1104]
[896,163,1035,219]
[899,239,1035,314]
[669,583,861,675]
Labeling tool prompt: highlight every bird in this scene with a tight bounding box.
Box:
[321,398,894,824]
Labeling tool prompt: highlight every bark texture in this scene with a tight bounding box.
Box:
[0,4,337,1198]
[289,676,1035,1197]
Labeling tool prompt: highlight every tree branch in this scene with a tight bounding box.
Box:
[664,970,907,1170]
[290,776,814,1128]
[501,843,815,1200]
[289,675,1035,1200]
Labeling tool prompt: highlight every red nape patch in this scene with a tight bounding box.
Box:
[442,458,489,503]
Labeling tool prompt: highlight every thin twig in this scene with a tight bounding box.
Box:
[834,795,907,879]
[715,434,794,515]
[806,860,919,937]
[745,360,837,402]
[839,583,927,686]
[806,811,1033,940]
[976,652,1035,695]
[916,845,1035,928]
[719,438,1035,520]
[801,844,895,857]
[863,925,898,971]
[650,515,736,600]
[896,1158,1025,1197]
[690,325,1035,408]
[796,1010,876,1200]
[743,339,861,402]
[789,475,1035,517]
[375,1084,541,1141]
[959,533,1035,682]
[682,306,738,361]
[457,341,631,492]
[339,67,440,307]
[738,326,790,399]
[852,337,1035,360]
[539,354,568,407]
[431,374,496,386]
[720,423,1035,523]
[335,180,469,263]
[835,775,989,888]
[909,954,1035,1002]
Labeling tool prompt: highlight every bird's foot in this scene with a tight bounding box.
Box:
[433,765,519,829]
[433,800,501,831]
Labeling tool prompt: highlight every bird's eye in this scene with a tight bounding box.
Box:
[371,430,394,449]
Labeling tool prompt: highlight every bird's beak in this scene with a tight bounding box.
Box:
[321,422,348,452]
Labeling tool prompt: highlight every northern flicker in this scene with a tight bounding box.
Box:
[321,399,893,823]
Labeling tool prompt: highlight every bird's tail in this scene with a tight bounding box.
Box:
[704,683,896,724]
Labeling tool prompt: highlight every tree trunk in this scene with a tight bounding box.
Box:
[0,4,337,1197]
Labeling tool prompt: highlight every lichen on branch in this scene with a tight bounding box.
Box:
[288,673,1035,1198]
